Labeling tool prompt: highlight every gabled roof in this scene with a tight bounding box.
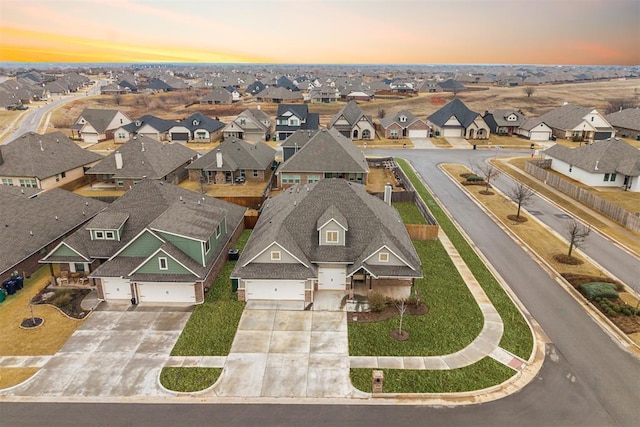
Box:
[0,132,103,180]
[1,185,106,276]
[329,100,371,128]
[232,179,421,279]
[537,104,613,131]
[276,104,309,120]
[121,115,175,133]
[53,180,245,279]
[279,129,320,148]
[76,108,129,133]
[483,109,527,130]
[380,110,421,129]
[437,79,466,91]
[187,137,275,172]
[545,139,640,176]
[258,86,304,101]
[277,128,369,174]
[427,98,480,128]
[605,108,640,132]
[86,135,197,179]
[246,80,266,95]
[175,112,225,132]
[519,117,550,132]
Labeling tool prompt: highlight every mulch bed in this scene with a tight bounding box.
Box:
[20,317,44,329]
[347,303,428,323]
[554,254,584,265]
[390,329,410,341]
[507,214,528,223]
[563,273,640,334]
[31,286,92,319]
[479,190,495,195]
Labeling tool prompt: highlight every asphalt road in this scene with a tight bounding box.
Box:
[2,80,105,144]
[1,147,638,425]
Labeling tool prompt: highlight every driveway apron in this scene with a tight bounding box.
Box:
[212,309,352,398]
[8,303,192,398]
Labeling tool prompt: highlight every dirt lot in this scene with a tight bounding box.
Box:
[366,166,402,193]
[47,79,640,138]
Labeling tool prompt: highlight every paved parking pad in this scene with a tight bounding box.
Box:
[10,304,192,397]
[212,309,352,398]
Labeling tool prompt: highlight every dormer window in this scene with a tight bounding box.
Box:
[399,115,407,123]
[378,252,389,262]
[271,251,281,261]
[326,230,339,243]
[105,231,115,240]
[95,231,105,239]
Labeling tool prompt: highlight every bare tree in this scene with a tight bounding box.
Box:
[604,97,637,114]
[474,161,499,192]
[523,86,536,98]
[508,181,535,218]
[114,93,122,105]
[565,219,591,259]
[394,300,407,335]
[377,108,386,119]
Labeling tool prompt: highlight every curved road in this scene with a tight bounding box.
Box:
[1,151,638,425]
[1,79,105,144]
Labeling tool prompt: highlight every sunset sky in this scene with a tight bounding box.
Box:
[1,0,638,65]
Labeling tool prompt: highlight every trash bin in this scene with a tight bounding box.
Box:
[228,249,239,261]
[473,144,477,150]
[13,275,23,290]
[4,280,16,295]
[231,278,239,293]
[0,288,6,303]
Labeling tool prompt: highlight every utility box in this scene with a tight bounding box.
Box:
[372,370,384,394]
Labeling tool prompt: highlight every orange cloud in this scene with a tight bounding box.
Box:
[0,26,270,63]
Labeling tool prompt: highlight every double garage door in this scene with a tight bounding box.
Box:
[443,128,463,137]
[408,129,428,138]
[170,132,189,141]
[244,280,305,301]
[102,278,195,303]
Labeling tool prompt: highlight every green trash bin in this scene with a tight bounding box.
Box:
[0,288,6,303]
[231,278,239,293]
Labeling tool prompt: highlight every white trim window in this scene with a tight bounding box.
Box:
[205,239,211,254]
[159,257,168,270]
[105,231,115,240]
[94,231,105,240]
[270,251,281,261]
[378,252,389,262]
[326,230,339,243]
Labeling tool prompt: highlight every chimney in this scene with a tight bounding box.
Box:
[115,151,123,169]
[216,149,223,168]
[384,183,393,205]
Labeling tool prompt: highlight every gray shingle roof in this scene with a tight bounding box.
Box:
[177,112,225,132]
[279,129,319,148]
[53,179,245,280]
[86,135,197,179]
[187,137,275,172]
[233,178,421,280]
[545,139,640,176]
[277,128,369,174]
[121,115,176,133]
[329,100,369,128]
[483,109,526,129]
[537,104,613,131]
[0,132,103,180]
[427,98,479,128]
[85,212,130,230]
[76,109,128,133]
[0,186,106,276]
[380,110,420,129]
[605,108,640,132]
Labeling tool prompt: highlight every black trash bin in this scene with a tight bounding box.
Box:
[228,249,239,261]
[4,280,16,295]
[473,144,477,150]
[13,276,23,290]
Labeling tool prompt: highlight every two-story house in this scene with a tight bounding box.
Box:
[40,179,246,304]
[275,104,320,141]
[71,108,133,144]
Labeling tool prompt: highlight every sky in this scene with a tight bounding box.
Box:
[0,0,638,65]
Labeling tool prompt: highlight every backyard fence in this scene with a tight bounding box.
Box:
[525,160,640,233]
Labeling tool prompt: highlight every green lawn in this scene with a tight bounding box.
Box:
[348,239,483,356]
[393,202,427,224]
[160,367,222,393]
[351,357,515,393]
[170,230,250,356]
[396,158,533,359]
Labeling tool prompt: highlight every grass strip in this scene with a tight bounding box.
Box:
[397,158,533,359]
[170,230,250,356]
[351,357,515,393]
[393,202,427,224]
[159,367,221,393]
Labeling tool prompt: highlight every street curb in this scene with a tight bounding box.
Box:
[440,164,640,358]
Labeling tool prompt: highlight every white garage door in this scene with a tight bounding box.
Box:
[139,132,160,141]
[408,129,428,138]
[443,128,462,137]
[102,278,131,300]
[138,282,196,303]
[318,267,346,290]
[82,133,99,144]
[529,131,550,141]
[244,280,305,301]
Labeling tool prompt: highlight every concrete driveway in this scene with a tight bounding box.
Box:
[10,302,192,398]
[212,309,352,398]
[410,137,437,149]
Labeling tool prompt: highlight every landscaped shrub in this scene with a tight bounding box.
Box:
[368,292,388,312]
[580,282,618,300]
[466,174,483,182]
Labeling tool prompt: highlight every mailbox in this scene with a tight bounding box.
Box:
[372,370,384,394]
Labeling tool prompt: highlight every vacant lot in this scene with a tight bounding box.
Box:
[48,79,640,139]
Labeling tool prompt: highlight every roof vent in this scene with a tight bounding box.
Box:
[55,216,58,220]
[39,140,44,151]
[594,160,599,170]
[141,142,145,151]
[30,230,33,236]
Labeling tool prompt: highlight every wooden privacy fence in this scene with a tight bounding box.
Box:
[525,161,640,233]
[405,224,440,240]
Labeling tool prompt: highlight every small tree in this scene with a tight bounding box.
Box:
[474,161,499,192]
[377,108,386,119]
[565,219,591,259]
[523,86,536,98]
[114,93,122,105]
[508,181,535,218]
[394,299,407,335]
